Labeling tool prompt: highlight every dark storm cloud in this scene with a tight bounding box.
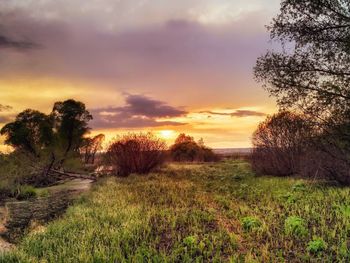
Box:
[200,110,266,117]
[90,94,187,128]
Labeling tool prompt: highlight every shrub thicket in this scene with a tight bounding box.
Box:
[251,111,313,176]
[106,133,166,176]
[252,111,350,185]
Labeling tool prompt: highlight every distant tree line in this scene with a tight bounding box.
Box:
[253,0,350,184]
[0,97,219,193]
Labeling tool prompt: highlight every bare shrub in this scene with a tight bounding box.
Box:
[252,111,313,176]
[106,133,166,176]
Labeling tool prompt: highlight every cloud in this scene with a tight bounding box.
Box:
[0,35,39,50]
[0,115,13,123]
[200,110,266,117]
[0,104,14,124]
[0,104,12,112]
[90,94,187,129]
[231,110,266,117]
[117,94,187,118]
[0,8,273,109]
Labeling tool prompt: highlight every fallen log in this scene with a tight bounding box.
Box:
[50,170,96,181]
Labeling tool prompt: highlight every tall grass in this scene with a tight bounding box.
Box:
[2,160,350,262]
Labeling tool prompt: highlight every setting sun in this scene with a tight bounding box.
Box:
[158,130,176,140]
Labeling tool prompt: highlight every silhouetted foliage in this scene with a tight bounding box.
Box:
[51,99,92,158]
[252,111,314,176]
[254,0,350,184]
[254,0,350,117]
[170,133,219,162]
[0,99,92,187]
[0,110,53,156]
[106,133,166,176]
[80,134,105,164]
[306,112,350,184]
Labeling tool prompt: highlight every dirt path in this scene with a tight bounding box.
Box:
[0,237,14,253]
[0,206,13,253]
[0,178,94,253]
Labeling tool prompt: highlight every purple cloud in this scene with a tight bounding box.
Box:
[90,94,187,128]
[200,110,266,117]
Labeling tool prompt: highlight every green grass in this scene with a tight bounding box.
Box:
[2,160,350,262]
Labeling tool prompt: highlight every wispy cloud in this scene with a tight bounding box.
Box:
[0,35,39,50]
[200,109,266,117]
[0,104,12,112]
[0,104,14,124]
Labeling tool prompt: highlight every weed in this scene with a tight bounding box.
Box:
[284,216,308,237]
[241,216,262,232]
[13,185,37,200]
[307,237,327,254]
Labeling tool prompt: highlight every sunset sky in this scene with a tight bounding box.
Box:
[0,0,281,149]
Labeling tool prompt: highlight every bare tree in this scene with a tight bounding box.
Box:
[80,134,105,164]
[252,111,314,176]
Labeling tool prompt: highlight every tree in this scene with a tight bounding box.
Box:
[51,99,92,158]
[254,0,350,118]
[175,133,195,144]
[80,134,105,164]
[0,99,93,182]
[254,0,350,183]
[170,134,219,162]
[252,111,314,176]
[0,109,53,156]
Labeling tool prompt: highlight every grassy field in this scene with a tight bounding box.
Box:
[2,160,350,262]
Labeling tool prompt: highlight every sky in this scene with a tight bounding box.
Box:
[0,0,281,149]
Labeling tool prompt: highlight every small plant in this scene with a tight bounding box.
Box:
[292,182,306,192]
[284,216,308,237]
[183,235,197,247]
[241,216,262,232]
[13,185,37,200]
[307,237,327,254]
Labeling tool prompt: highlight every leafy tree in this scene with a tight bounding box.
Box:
[0,99,93,182]
[51,99,92,158]
[0,109,53,156]
[170,134,219,162]
[175,133,196,144]
[254,0,350,118]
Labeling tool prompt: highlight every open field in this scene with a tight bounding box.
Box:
[2,160,350,262]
